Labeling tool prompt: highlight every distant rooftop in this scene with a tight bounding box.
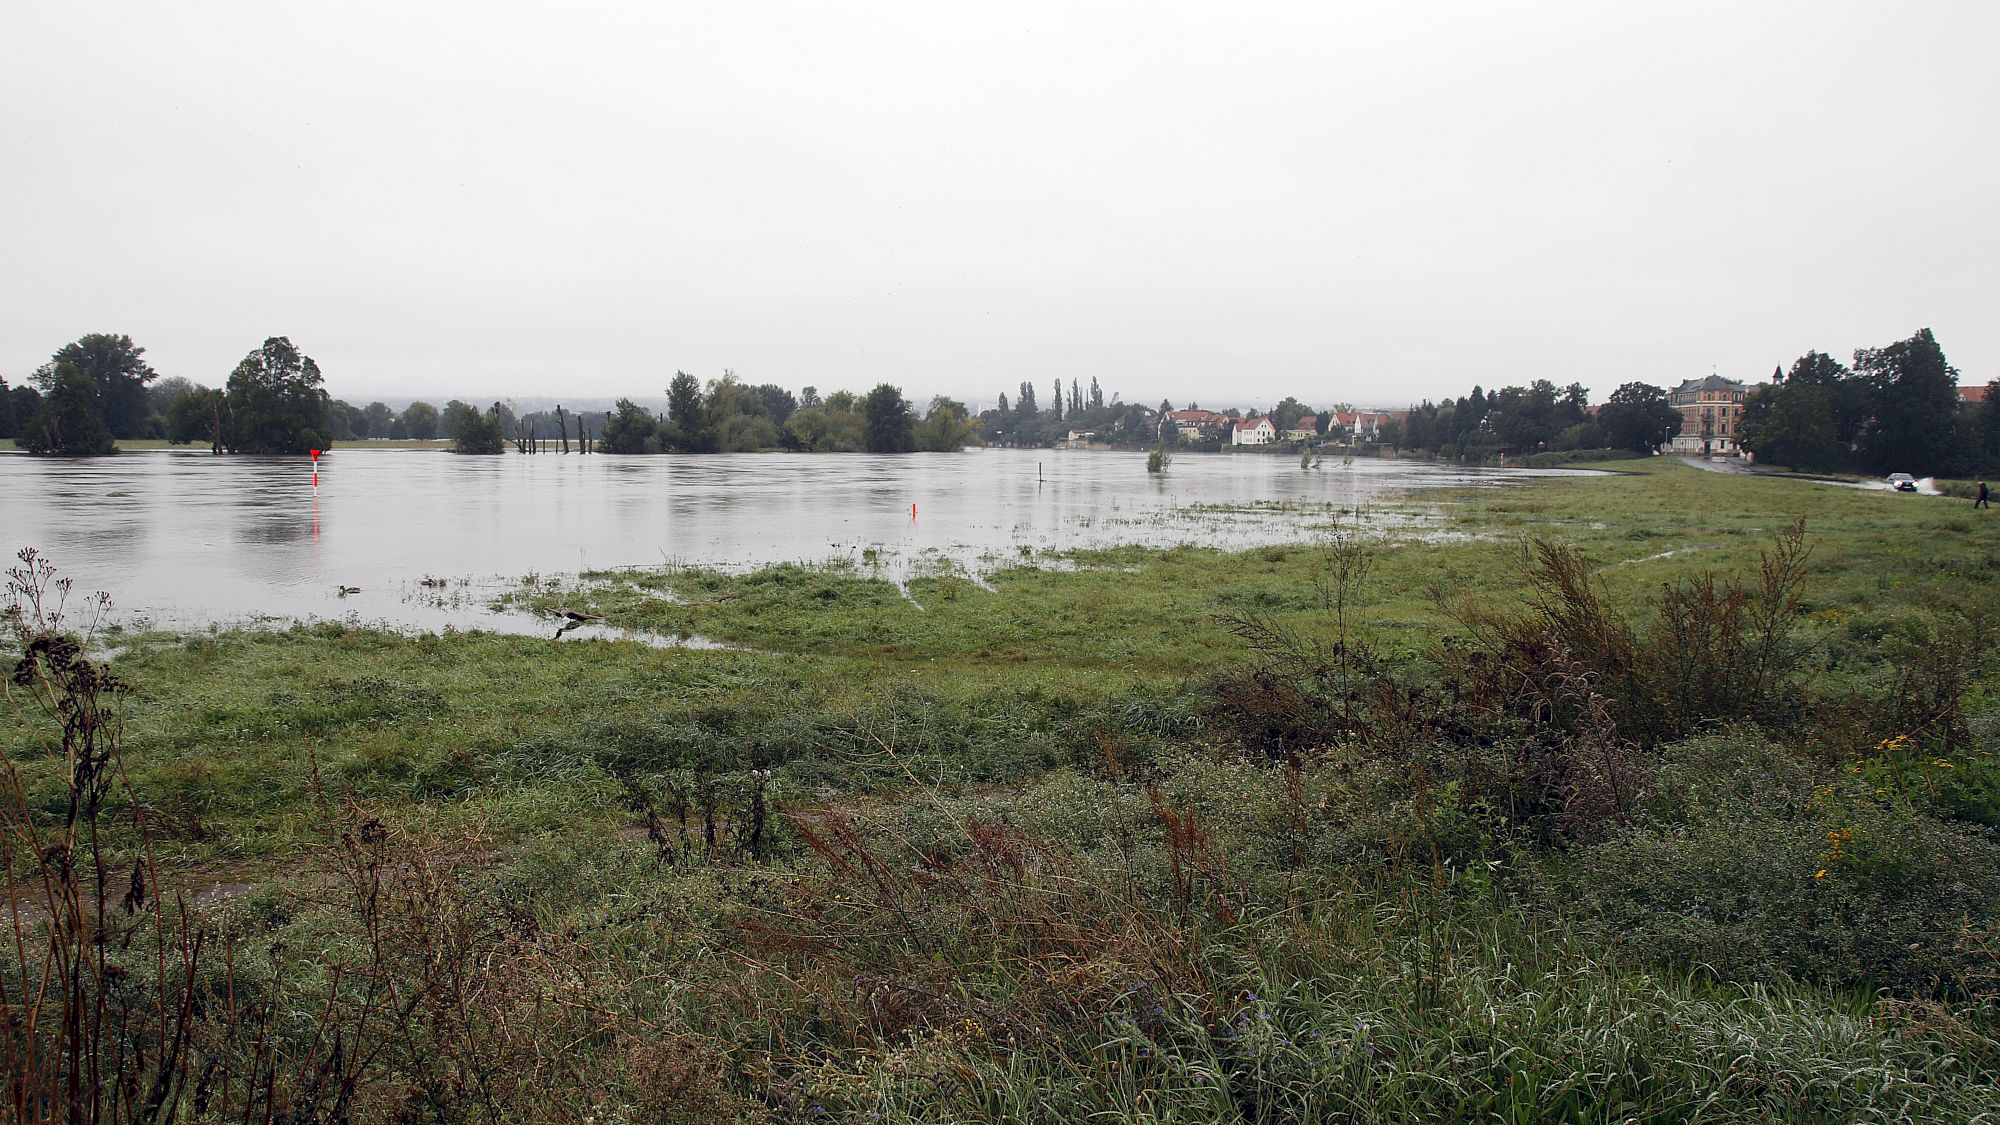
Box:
[1672,375,1748,394]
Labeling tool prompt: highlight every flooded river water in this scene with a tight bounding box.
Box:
[0,447,1590,635]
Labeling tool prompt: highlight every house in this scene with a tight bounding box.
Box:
[1168,409,1227,438]
[1959,385,1990,406]
[1332,411,1391,440]
[1283,415,1320,442]
[1232,417,1277,446]
[1665,376,1750,455]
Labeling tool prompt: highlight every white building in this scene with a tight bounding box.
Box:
[1232,417,1277,445]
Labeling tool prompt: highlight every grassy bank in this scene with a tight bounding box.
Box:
[6,460,1999,1121]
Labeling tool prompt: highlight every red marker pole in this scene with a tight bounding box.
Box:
[911,502,917,519]
[310,448,320,490]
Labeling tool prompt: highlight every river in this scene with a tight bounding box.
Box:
[0,447,1589,636]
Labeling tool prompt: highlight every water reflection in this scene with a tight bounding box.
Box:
[0,448,1593,634]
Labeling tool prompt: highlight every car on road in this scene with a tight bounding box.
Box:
[1887,473,1918,492]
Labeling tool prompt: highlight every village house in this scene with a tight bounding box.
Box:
[1232,416,1277,445]
[1665,376,1750,456]
[1332,410,1391,440]
[1168,409,1227,438]
[1283,414,1320,442]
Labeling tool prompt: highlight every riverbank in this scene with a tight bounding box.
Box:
[5,458,1998,1120]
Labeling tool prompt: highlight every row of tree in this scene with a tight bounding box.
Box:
[21,326,1976,469]
[0,334,532,453]
[978,377,1160,447]
[1390,380,1681,459]
[2,335,336,456]
[596,374,978,455]
[3,334,984,457]
[1740,329,1988,476]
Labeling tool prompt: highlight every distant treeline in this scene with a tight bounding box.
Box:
[977,376,1160,448]
[1393,328,1994,478]
[1392,381,1680,459]
[588,374,979,455]
[1,335,981,456]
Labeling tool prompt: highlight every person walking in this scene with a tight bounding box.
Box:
[1978,481,1990,509]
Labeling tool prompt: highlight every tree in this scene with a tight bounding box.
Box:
[1743,383,1839,471]
[10,384,43,438]
[439,400,481,438]
[1597,382,1681,454]
[1555,421,1607,450]
[224,338,331,454]
[915,396,979,452]
[751,383,798,426]
[1784,350,1870,449]
[1089,377,1104,410]
[362,401,396,438]
[1855,328,1960,475]
[0,375,12,439]
[335,400,369,439]
[165,387,228,453]
[449,403,505,454]
[322,401,354,441]
[1268,397,1313,434]
[799,386,821,409]
[1051,379,1063,422]
[784,391,867,452]
[148,375,195,424]
[600,398,662,454]
[16,362,117,455]
[1976,380,2000,471]
[43,334,158,438]
[863,384,915,453]
[705,371,776,452]
[400,401,440,441]
[721,412,781,452]
[665,371,714,452]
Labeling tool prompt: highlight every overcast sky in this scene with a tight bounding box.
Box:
[4,1,1994,411]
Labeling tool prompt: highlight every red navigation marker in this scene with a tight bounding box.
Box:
[310,449,320,488]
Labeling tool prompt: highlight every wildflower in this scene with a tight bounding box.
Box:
[1814,869,1828,881]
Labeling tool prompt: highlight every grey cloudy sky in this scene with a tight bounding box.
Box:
[5,1,1994,411]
